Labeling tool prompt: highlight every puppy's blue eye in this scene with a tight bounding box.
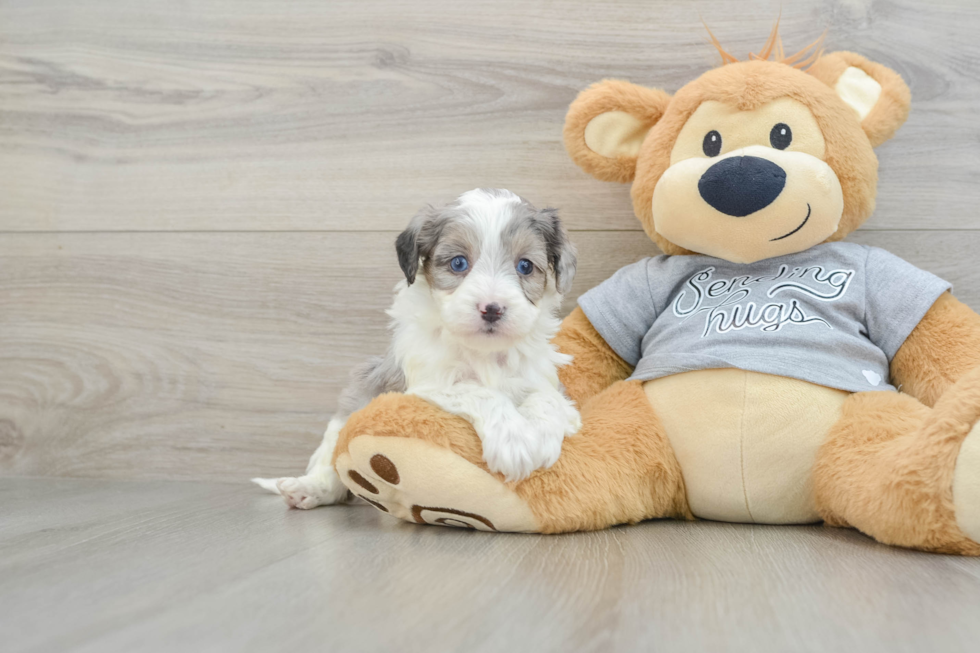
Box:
[450,256,468,273]
[516,259,533,276]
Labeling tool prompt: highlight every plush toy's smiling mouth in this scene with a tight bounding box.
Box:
[770,203,811,242]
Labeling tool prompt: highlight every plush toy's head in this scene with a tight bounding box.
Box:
[564,28,911,264]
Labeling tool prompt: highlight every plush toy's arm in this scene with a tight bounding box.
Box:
[890,292,980,407]
[554,306,633,407]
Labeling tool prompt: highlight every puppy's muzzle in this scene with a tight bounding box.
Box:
[698,155,787,217]
[480,303,504,324]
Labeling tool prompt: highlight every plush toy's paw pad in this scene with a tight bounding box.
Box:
[954,422,980,544]
[334,434,540,532]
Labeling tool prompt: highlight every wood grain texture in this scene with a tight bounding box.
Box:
[1,477,979,653]
[1,0,980,231]
[1,229,978,482]
[1,0,980,482]
[0,230,658,481]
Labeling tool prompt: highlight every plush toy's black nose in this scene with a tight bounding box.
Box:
[698,156,787,217]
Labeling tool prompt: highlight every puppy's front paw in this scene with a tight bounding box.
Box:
[562,401,582,437]
[276,471,349,509]
[522,391,581,439]
[481,415,560,483]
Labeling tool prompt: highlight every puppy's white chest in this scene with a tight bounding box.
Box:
[457,362,529,402]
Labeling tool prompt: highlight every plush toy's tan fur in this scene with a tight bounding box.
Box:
[890,293,980,407]
[815,365,980,555]
[336,393,486,472]
[552,306,632,406]
[518,380,693,532]
[562,81,671,184]
[332,28,980,554]
[567,58,888,256]
[335,381,692,534]
[808,51,912,149]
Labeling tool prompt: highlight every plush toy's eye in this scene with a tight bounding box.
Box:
[516,259,533,276]
[450,256,469,273]
[770,123,793,150]
[702,130,722,157]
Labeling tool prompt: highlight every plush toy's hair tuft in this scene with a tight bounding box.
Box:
[702,16,826,70]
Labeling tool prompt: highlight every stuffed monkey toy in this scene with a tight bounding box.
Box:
[331,28,980,555]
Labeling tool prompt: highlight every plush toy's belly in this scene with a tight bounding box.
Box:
[643,369,849,524]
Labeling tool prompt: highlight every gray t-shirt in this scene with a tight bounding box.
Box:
[578,242,950,393]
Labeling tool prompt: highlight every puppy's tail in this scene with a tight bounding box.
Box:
[251,477,282,494]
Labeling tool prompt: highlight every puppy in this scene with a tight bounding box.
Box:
[254,188,580,509]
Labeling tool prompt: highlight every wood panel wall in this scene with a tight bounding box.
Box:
[2,0,979,481]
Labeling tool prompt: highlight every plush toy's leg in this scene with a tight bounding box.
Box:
[332,381,691,533]
[514,380,692,532]
[814,366,980,555]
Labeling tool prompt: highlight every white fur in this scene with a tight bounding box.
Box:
[393,190,579,480]
[396,269,580,481]
[254,189,580,506]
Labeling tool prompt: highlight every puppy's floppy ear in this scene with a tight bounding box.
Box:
[537,208,578,295]
[395,205,440,285]
[564,79,672,183]
[808,52,911,148]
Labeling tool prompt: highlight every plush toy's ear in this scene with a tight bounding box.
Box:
[563,80,672,183]
[808,52,911,148]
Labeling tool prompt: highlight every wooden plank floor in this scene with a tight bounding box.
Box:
[1,477,978,653]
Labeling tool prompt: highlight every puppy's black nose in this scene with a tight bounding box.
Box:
[698,155,786,217]
[481,303,503,324]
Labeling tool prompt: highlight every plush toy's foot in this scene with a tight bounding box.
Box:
[817,365,980,555]
[334,434,539,532]
[953,419,980,545]
[332,383,690,534]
